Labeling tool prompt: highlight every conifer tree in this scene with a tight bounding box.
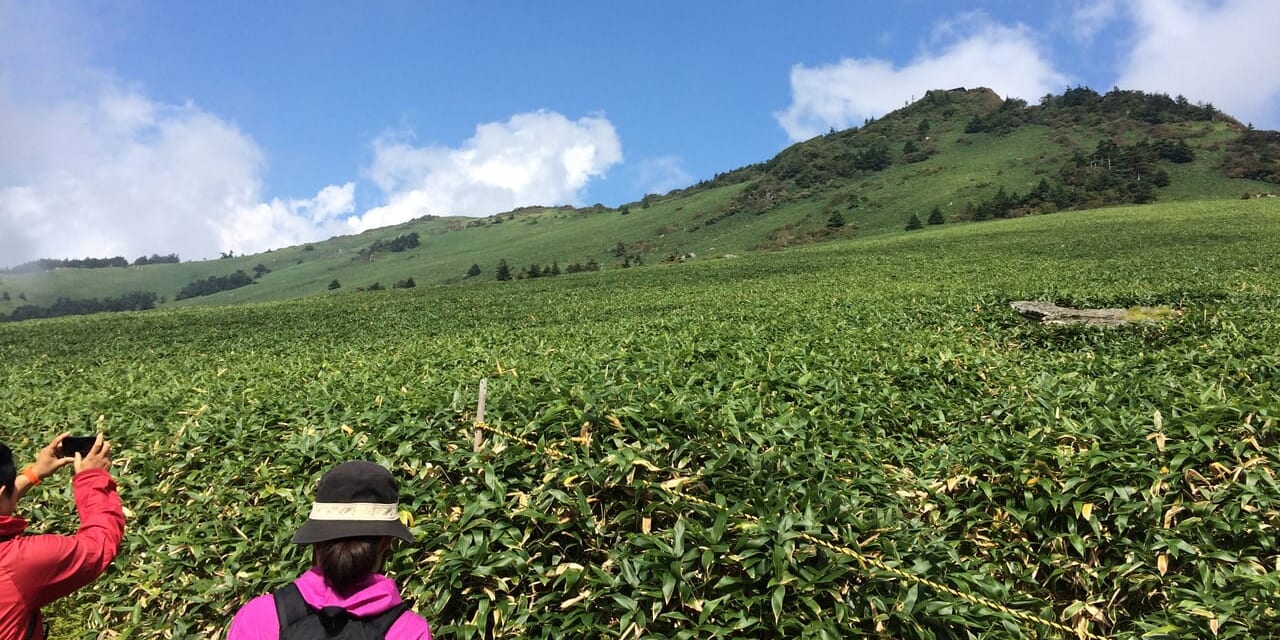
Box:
[496,259,512,281]
[927,206,945,225]
[905,213,923,231]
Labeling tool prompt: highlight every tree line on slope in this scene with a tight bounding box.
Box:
[0,254,181,274]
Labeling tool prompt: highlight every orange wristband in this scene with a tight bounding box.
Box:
[21,466,41,486]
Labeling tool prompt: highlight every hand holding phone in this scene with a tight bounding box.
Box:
[71,434,111,474]
[60,436,98,459]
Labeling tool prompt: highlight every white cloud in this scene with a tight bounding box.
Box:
[0,4,625,266]
[1116,0,1280,129]
[217,183,355,256]
[0,81,355,265]
[631,156,693,197]
[774,16,1070,141]
[1069,0,1120,41]
[348,111,622,231]
[0,2,356,266]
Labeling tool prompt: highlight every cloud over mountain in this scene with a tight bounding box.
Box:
[349,111,623,232]
[775,16,1069,141]
[1116,0,1280,129]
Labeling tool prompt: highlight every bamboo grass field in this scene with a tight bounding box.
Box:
[3,199,1279,638]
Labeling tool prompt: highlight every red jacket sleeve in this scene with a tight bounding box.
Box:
[20,469,126,607]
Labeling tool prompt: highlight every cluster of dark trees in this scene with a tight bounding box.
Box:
[961,138,1191,220]
[353,277,416,292]
[494,258,600,281]
[132,254,180,266]
[364,232,420,255]
[1045,86,1219,124]
[764,142,893,190]
[609,241,649,267]
[175,270,254,300]
[966,87,1222,135]
[1224,128,1280,183]
[904,207,946,231]
[3,256,128,273]
[4,253,185,274]
[2,291,158,323]
[901,118,937,163]
[563,260,602,274]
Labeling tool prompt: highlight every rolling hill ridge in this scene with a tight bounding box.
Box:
[2,86,1278,319]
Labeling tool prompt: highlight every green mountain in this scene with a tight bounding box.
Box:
[2,86,1278,319]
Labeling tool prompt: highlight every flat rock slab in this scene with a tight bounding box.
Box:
[1010,301,1178,326]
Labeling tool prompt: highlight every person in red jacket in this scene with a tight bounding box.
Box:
[0,433,125,640]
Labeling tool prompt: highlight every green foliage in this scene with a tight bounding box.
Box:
[826,210,846,229]
[2,292,157,323]
[364,232,421,256]
[966,138,1180,220]
[466,264,482,278]
[2,201,1280,638]
[904,213,923,230]
[327,279,341,290]
[1222,129,1280,183]
[132,254,181,267]
[927,206,945,225]
[1,256,129,274]
[175,270,254,301]
[495,259,512,281]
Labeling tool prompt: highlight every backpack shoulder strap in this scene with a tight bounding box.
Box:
[22,610,41,640]
[272,583,313,630]
[365,602,410,638]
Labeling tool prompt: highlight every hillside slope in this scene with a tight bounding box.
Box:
[2,87,1278,317]
[3,199,1279,638]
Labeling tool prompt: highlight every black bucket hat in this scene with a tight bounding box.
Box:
[291,461,414,544]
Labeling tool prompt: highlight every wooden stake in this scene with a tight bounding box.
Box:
[473,378,488,451]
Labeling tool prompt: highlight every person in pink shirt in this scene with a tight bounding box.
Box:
[227,461,432,639]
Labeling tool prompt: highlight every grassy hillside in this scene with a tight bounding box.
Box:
[2,87,1278,317]
[3,199,1279,638]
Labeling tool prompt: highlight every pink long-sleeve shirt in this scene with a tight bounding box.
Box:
[227,567,431,640]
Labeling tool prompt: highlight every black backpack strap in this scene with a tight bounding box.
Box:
[366,602,410,637]
[272,583,313,630]
[273,582,408,639]
[21,610,42,640]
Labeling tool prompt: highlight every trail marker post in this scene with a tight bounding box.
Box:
[473,378,488,451]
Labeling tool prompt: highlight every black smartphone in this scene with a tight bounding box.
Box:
[61,436,97,458]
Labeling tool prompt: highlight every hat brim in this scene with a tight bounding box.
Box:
[291,518,414,544]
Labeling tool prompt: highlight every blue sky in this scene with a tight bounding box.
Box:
[1,0,1278,264]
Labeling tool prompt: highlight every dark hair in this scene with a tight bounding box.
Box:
[0,443,15,498]
[313,536,386,593]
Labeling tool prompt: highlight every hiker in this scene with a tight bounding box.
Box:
[0,433,125,639]
[227,461,431,639]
